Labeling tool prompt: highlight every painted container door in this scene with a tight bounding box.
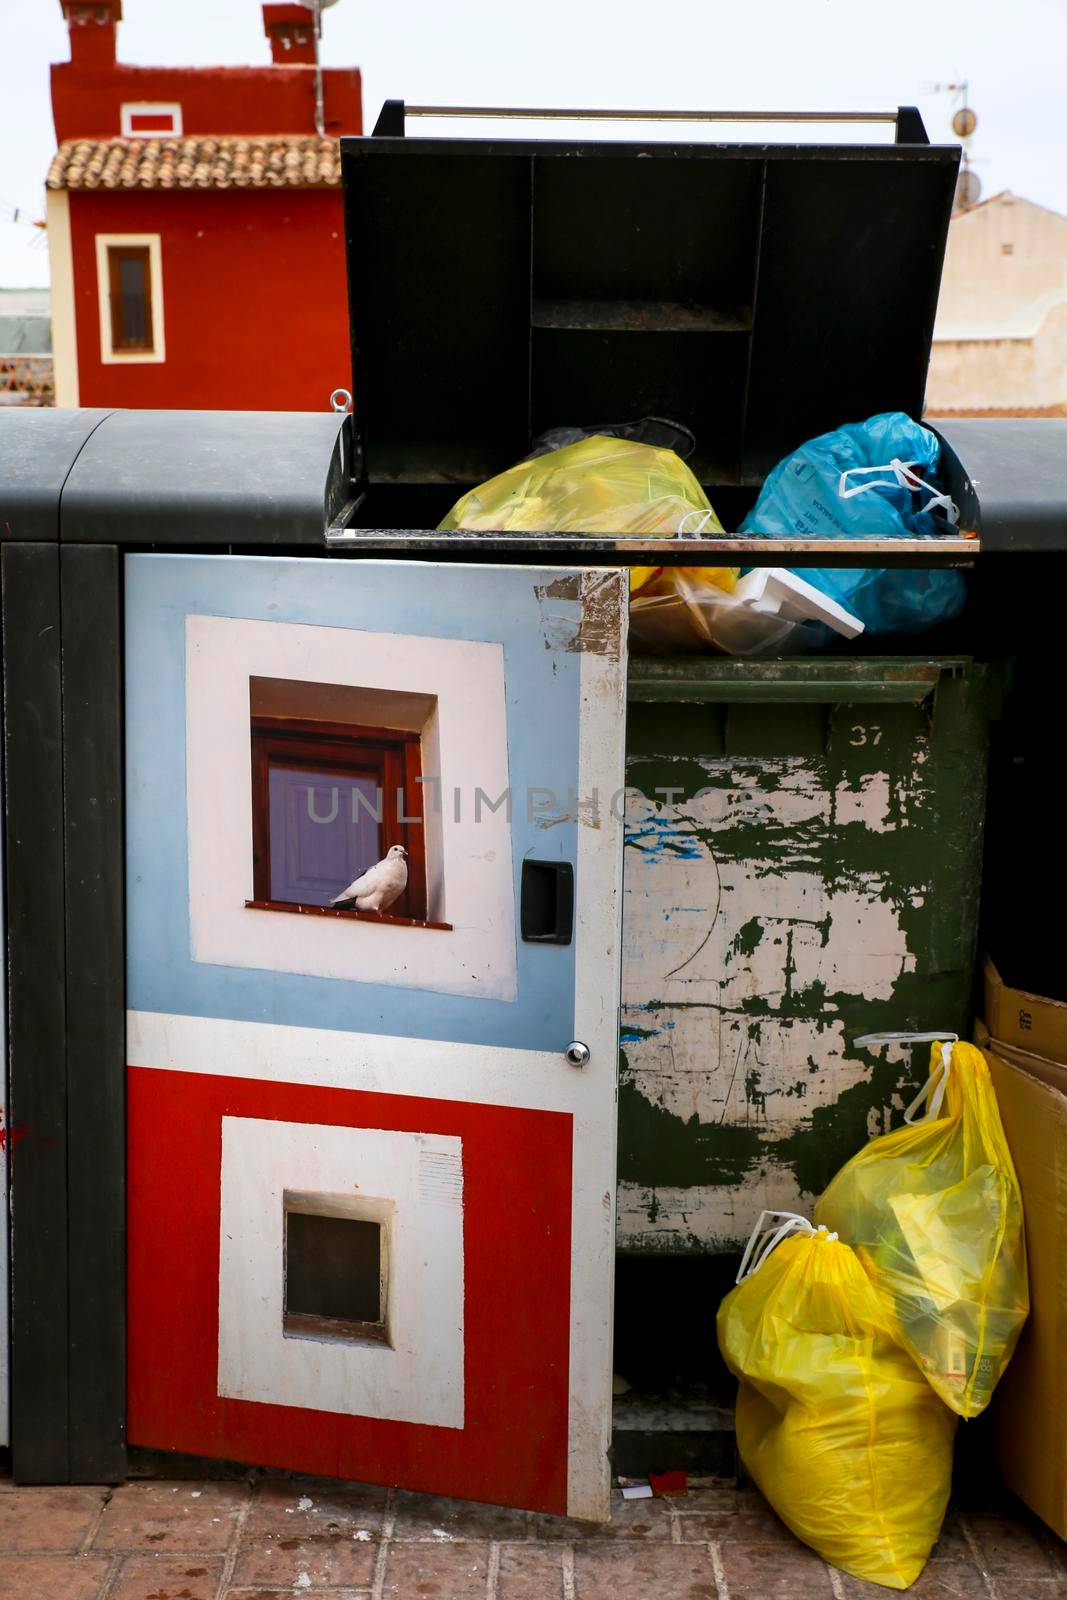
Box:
[125,555,628,1520]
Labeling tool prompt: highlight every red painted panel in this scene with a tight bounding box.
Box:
[52,62,362,142]
[127,112,175,132]
[127,1066,573,1513]
[69,189,350,411]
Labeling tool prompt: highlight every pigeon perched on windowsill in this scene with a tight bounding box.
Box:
[331,845,408,914]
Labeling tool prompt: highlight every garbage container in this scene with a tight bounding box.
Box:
[330,101,984,1256]
[4,103,1065,1512]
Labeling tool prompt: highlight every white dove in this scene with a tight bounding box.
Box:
[331,845,408,914]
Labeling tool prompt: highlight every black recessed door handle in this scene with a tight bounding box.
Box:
[520,859,574,945]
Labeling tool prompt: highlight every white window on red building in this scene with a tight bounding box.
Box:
[95,234,166,364]
[120,102,183,137]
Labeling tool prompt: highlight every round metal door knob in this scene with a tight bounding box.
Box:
[565,1041,590,1067]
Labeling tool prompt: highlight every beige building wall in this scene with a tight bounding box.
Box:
[926,193,1067,413]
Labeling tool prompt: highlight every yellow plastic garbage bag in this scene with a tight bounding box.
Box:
[438,434,738,596]
[815,1037,1028,1419]
[718,1212,956,1591]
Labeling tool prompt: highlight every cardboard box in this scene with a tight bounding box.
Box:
[978,1024,1067,1539]
[984,956,1067,1066]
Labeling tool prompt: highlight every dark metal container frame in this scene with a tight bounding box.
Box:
[3,101,1067,1485]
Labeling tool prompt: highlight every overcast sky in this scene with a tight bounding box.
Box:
[2,0,1066,287]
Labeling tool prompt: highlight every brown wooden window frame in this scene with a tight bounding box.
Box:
[248,714,447,929]
[107,244,154,353]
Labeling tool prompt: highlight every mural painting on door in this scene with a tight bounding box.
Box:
[125,555,627,1520]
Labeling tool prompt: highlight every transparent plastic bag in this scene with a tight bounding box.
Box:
[718,1212,956,1591]
[815,1038,1028,1418]
[438,433,738,596]
[629,566,863,656]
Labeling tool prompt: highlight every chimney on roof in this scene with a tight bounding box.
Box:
[263,3,317,65]
[60,0,122,68]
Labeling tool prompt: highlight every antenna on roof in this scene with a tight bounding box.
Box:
[929,79,980,211]
[298,0,342,139]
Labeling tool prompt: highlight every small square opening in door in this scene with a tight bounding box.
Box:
[283,1191,392,1346]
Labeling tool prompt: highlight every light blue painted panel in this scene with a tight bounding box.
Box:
[126,555,581,1049]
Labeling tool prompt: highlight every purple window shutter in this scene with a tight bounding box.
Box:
[268,767,382,906]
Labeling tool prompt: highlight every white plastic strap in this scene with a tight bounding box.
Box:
[838,459,960,526]
[736,1210,835,1284]
[854,1031,959,1125]
[902,1040,956,1124]
[676,507,720,536]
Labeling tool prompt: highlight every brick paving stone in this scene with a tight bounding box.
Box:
[989,1579,1067,1599]
[676,1504,797,1543]
[244,1475,386,1540]
[531,1490,674,1541]
[719,1541,836,1597]
[687,1491,796,1542]
[0,1552,111,1600]
[0,1485,110,1551]
[572,1543,719,1599]
[837,1562,994,1598]
[232,1529,378,1588]
[222,1592,372,1600]
[4,1470,1066,1598]
[668,1486,738,1514]
[93,1481,249,1552]
[669,1487,739,1539]
[715,1488,810,1544]
[497,1542,566,1600]
[967,1511,1066,1577]
[108,1551,225,1599]
[381,1540,490,1598]
[391,1489,529,1542]
[926,1512,975,1566]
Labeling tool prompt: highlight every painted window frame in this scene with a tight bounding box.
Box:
[95,233,166,365]
[184,612,510,997]
[120,101,184,138]
[248,714,433,925]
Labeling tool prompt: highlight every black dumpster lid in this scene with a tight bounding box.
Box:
[341,105,959,491]
[0,408,113,540]
[61,410,351,545]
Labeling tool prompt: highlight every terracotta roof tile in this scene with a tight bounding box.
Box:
[46,135,341,191]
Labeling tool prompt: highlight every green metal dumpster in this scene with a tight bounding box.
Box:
[333,100,986,1259]
[619,656,991,1251]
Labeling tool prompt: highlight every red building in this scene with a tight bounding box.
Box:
[45,1,361,410]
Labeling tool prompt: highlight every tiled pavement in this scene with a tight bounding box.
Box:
[1,1472,1064,1600]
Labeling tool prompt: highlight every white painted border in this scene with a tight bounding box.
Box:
[95,232,166,365]
[45,190,78,407]
[218,1118,464,1428]
[568,571,628,1520]
[130,565,628,1520]
[185,614,517,1000]
[121,101,184,138]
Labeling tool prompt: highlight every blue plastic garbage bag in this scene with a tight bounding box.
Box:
[739,413,966,634]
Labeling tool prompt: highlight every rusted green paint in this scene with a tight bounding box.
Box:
[628,656,952,705]
[617,1073,767,1190]
[618,972,974,1190]
[618,659,991,1254]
